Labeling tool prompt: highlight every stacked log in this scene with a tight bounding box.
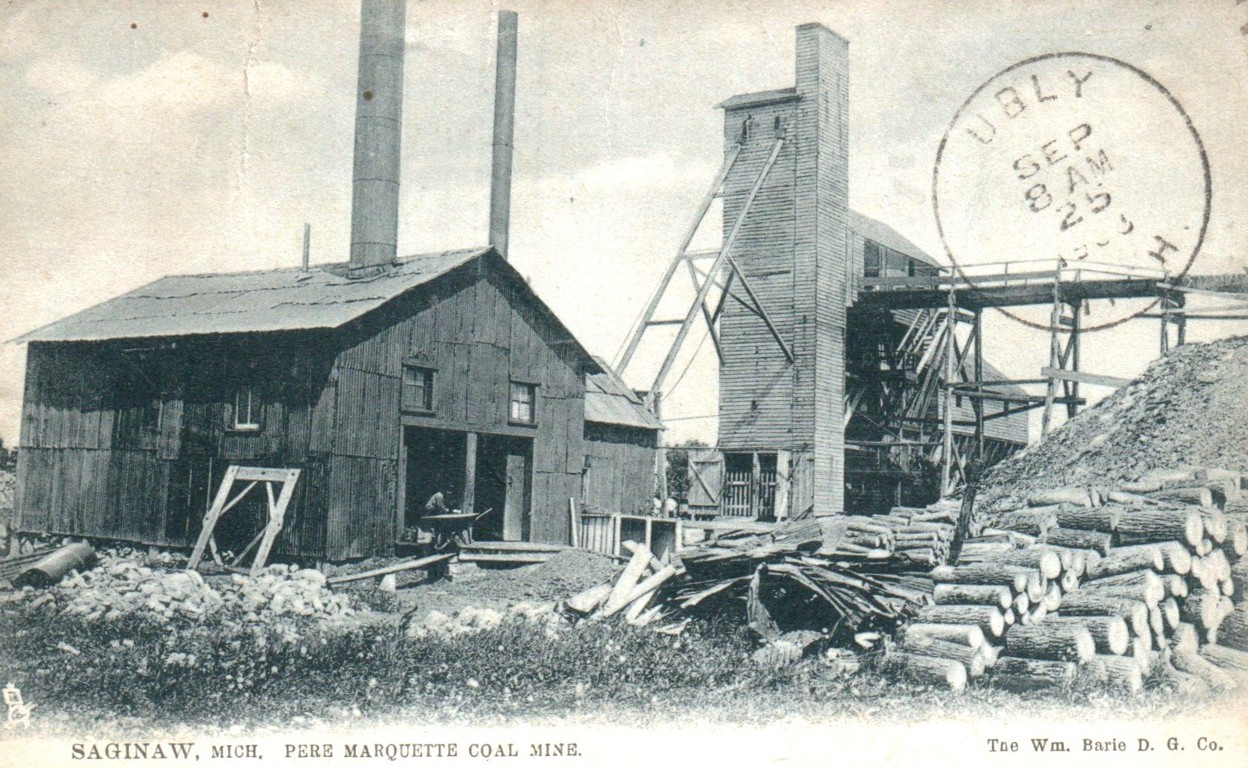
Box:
[949,466,1248,694]
[888,542,1085,688]
[816,507,956,566]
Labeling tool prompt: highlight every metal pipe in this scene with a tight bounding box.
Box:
[349,0,407,273]
[489,11,519,259]
[13,542,97,588]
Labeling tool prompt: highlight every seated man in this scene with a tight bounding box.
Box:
[424,491,451,515]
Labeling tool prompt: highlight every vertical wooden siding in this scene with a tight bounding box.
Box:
[582,423,657,516]
[15,338,336,556]
[324,261,590,556]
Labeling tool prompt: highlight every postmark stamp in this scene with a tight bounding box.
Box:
[933,52,1211,331]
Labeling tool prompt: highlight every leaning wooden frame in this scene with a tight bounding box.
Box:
[187,465,301,576]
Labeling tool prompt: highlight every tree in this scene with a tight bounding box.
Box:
[664,440,708,502]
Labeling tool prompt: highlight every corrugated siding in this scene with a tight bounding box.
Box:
[323,265,589,556]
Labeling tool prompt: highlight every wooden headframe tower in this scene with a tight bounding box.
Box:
[715,24,851,518]
[616,24,851,519]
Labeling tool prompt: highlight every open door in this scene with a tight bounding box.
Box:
[472,434,532,541]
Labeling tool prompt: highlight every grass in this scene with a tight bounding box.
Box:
[0,596,1218,735]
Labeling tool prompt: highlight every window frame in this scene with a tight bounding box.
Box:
[231,383,263,432]
[508,380,538,426]
[401,364,436,414]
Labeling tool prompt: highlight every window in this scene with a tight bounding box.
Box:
[509,381,536,424]
[232,384,262,431]
[402,365,435,413]
[863,240,881,278]
[884,247,910,277]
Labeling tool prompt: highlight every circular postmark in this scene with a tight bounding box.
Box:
[933,52,1210,332]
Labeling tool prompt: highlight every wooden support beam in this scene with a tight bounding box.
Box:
[463,432,478,516]
[1040,367,1131,388]
[616,143,743,373]
[648,137,785,400]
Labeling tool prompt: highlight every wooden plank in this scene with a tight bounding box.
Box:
[235,467,301,483]
[327,552,455,585]
[463,431,478,516]
[187,465,241,569]
[1040,367,1130,388]
[457,551,554,564]
[460,540,570,553]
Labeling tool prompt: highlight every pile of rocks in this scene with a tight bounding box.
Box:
[219,564,353,621]
[407,601,561,638]
[980,336,1248,507]
[48,555,352,624]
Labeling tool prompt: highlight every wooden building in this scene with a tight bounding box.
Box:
[12,247,660,560]
[694,23,1027,520]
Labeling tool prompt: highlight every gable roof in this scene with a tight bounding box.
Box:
[13,248,601,372]
[14,248,489,344]
[585,356,663,431]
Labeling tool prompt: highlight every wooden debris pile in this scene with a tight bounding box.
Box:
[675,518,928,636]
[562,540,684,628]
[887,466,1248,695]
[563,517,935,647]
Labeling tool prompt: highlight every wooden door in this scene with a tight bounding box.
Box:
[503,452,529,541]
[686,448,723,516]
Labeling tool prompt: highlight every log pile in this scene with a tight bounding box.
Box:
[817,507,957,567]
[892,466,1248,694]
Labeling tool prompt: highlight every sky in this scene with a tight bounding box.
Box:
[1,0,1246,447]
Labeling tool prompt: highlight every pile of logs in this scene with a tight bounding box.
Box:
[887,466,1248,695]
[817,507,957,567]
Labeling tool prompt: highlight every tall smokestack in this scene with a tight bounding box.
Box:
[488,10,518,259]
[349,0,407,275]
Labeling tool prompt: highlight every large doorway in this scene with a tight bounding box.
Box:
[474,434,532,542]
[722,451,778,519]
[403,426,468,529]
[402,426,531,542]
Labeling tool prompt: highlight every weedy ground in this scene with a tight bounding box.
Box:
[0,597,1216,738]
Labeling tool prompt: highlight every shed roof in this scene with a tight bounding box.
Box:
[848,211,941,268]
[14,248,489,343]
[585,357,663,431]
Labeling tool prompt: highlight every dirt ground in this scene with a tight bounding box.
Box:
[333,548,621,625]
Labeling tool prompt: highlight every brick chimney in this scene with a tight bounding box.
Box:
[716,23,850,515]
[349,0,407,275]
